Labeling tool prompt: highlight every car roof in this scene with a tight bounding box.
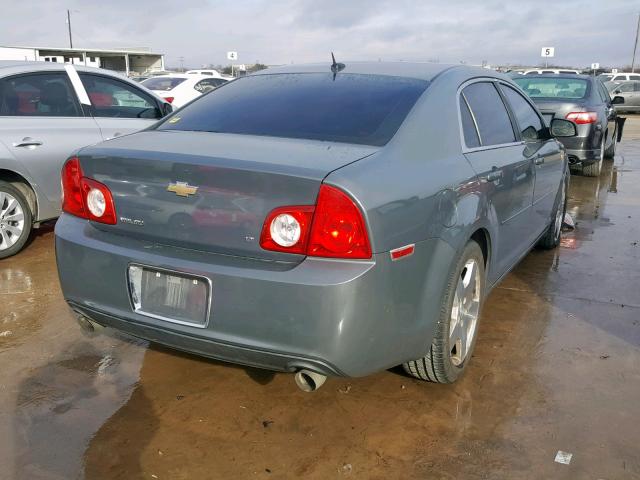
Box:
[521,73,593,81]
[252,62,491,81]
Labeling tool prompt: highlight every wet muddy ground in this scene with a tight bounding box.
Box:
[2,118,640,480]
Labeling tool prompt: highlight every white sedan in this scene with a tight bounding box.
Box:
[141,74,228,108]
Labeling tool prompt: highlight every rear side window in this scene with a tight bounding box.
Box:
[500,85,544,142]
[157,73,428,146]
[461,82,515,147]
[0,72,81,117]
[79,73,161,119]
[142,77,187,91]
[194,78,227,93]
[459,96,480,148]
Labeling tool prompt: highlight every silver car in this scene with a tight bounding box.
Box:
[0,61,172,258]
[608,80,640,113]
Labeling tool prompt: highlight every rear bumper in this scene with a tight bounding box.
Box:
[557,128,602,166]
[55,214,455,377]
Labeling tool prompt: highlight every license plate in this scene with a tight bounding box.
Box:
[127,265,210,327]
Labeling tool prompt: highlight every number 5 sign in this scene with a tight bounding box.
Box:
[541,47,555,58]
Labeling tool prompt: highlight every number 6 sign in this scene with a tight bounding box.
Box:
[541,47,555,58]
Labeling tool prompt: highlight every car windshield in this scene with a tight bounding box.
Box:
[141,77,187,91]
[156,73,428,146]
[513,77,588,99]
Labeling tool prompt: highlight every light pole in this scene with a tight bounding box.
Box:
[632,12,640,72]
[66,9,73,48]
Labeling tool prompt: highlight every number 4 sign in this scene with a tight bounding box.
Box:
[541,47,555,58]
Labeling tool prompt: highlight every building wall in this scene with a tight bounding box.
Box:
[0,47,36,61]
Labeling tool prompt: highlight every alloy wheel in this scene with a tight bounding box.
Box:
[0,192,25,251]
[449,258,481,366]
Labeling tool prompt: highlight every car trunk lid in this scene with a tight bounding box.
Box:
[77,130,377,261]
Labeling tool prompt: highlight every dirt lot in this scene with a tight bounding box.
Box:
[1,118,639,480]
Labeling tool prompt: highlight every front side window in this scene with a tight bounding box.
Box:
[158,73,428,146]
[500,85,544,142]
[514,77,589,100]
[461,82,515,147]
[0,72,81,117]
[616,82,635,93]
[79,73,160,119]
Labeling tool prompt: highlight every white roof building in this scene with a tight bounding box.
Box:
[0,45,165,76]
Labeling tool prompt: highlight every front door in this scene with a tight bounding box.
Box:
[77,72,164,140]
[499,84,563,233]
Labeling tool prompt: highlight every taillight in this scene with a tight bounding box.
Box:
[308,185,371,259]
[164,97,174,104]
[259,185,372,259]
[61,157,85,218]
[61,157,117,224]
[565,112,597,124]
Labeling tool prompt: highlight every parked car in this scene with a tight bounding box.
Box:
[523,69,580,75]
[0,61,173,258]
[607,80,640,113]
[141,74,229,108]
[513,74,623,176]
[56,63,576,390]
[598,72,640,83]
[185,69,223,76]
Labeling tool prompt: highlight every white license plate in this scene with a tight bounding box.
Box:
[127,265,211,327]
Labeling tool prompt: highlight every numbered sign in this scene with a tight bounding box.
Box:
[227,51,238,61]
[541,47,555,58]
[591,63,600,70]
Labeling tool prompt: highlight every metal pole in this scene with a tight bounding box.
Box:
[632,13,640,72]
[67,9,73,48]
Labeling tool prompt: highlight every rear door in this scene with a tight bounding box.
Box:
[499,83,563,234]
[78,72,164,140]
[0,70,103,218]
[460,81,536,278]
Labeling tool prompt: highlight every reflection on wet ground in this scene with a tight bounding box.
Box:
[1,119,640,479]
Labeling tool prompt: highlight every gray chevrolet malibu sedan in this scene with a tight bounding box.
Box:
[55,62,576,390]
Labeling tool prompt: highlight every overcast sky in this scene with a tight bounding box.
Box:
[2,0,639,69]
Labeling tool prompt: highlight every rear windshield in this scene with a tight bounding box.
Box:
[141,77,187,91]
[156,73,428,146]
[514,77,589,99]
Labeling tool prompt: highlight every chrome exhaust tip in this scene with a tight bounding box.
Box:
[76,315,104,337]
[294,369,327,392]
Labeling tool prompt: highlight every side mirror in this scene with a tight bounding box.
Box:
[613,89,621,94]
[550,118,577,137]
[161,102,174,117]
[611,96,625,105]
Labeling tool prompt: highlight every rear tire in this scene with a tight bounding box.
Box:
[582,139,605,177]
[0,181,33,259]
[537,174,567,249]
[604,133,616,159]
[403,240,485,383]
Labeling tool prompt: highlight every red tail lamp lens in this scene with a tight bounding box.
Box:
[61,156,86,218]
[308,185,371,259]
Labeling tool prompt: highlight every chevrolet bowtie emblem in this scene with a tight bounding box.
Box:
[167,181,198,197]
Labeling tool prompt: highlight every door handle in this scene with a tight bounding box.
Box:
[534,156,545,165]
[486,169,503,182]
[13,138,43,148]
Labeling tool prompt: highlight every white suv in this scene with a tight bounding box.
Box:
[600,72,640,83]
